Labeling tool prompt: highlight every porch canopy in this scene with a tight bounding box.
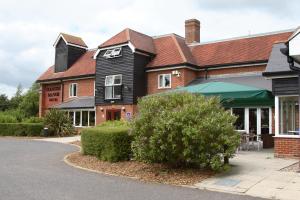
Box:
[173,81,274,107]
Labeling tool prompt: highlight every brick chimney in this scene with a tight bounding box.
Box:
[185,19,200,44]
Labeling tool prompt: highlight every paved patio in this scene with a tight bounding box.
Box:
[195,149,300,200]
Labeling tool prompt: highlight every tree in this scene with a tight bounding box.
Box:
[0,94,9,111]
[10,84,24,109]
[131,92,240,171]
[19,83,40,117]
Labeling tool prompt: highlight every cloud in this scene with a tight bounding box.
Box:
[0,0,299,95]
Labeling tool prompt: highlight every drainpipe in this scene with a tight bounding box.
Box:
[61,80,64,102]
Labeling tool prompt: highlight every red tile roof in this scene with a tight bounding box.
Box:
[190,31,293,67]
[59,33,88,48]
[147,34,196,68]
[39,29,294,82]
[99,28,155,54]
[37,50,95,82]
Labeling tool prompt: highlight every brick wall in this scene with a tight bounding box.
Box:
[39,78,95,116]
[40,83,63,116]
[96,104,137,124]
[147,68,196,94]
[274,137,300,158]
[63,78,95,101]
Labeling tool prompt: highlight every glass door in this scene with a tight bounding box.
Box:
[249,108,257,134]
[261,108,269,134]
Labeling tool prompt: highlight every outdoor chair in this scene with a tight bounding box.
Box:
[248,133,263,151]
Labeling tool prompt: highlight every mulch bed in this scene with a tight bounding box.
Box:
[66,142,214,186]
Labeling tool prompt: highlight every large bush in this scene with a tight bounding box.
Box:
[131,92,239,171]
[0,123,43,136]
[81,121,132,162]
[44,109,75,137]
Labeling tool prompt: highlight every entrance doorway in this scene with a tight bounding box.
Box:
[106,109,121,121]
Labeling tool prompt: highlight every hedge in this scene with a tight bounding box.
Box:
[0,123,44,136]
[81,125,132,162]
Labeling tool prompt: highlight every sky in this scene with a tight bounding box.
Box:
[0,0,299,98]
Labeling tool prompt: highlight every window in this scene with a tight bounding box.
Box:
[82,111,89,127]
[75,111,81,126]
[103,47,122,58]
[68,111,74,124]
[89,111,95,126]
[279,96,299,135]
[232,108,245,130]
[105,75,122,100]
[158,74,171,89]
[68,110,95,127]
[69,83,77,97]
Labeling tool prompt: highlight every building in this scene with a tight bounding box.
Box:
[37,19,299,158]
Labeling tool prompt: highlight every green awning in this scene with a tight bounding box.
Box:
[173,82,274,107]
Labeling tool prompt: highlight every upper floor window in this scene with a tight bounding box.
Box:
[69,83,77,97]
[103,47,122,59]
[105,75,122,100]
[158,74,171,89]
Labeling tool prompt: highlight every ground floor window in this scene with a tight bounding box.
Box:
[276,96,299,135]
[230,107,272,135]
[232,108,245,130]
[66,109,96,127]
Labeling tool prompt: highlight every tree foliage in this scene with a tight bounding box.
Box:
[0,83,40,121]
[131,92,240,171]
[19,83,39,117]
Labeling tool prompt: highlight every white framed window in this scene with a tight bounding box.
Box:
[103,47,122,58]
[67,110,96,127]
[69,83,77,97]
[230,107,272,135]
[158,74,171,89]
[276,96,300,136]
[105,75,122,100]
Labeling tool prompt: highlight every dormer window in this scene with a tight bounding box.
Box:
[103,47,122,59]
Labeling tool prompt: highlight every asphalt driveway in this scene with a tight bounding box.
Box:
[0,138,265,200]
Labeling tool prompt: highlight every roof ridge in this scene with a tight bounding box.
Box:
[125,28,131,41]
[152,33,184,39]
[189,28,295,47]
[60,32,83,39]
[171,34,187,63]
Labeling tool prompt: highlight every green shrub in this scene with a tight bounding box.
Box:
[23,117,44,123]
[96,120,128,127]
[2,109,25,122]
[0,123,43,136]
[0,113,17,123]
[131,92,240,171]
[81,124,132,162]
[44,109,74,137]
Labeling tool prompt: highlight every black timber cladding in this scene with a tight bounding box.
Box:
[55,39,68,72]
[95,46,150,105]
[272,77,299,95]
[54,38,86,73]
